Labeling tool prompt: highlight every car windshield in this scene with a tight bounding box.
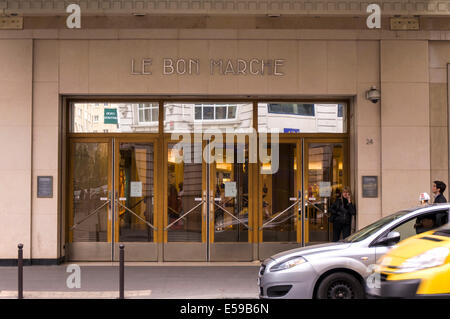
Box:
[343,210,412,243]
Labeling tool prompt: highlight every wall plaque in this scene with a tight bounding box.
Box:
[362,176,378,198]
[37,176,53,198]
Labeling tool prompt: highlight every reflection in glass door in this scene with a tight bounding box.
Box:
[212,144,249,242]
[68,138,158,261]
[259,142,302,259]
[115,141,158,260]
[118,143,155,242]
[164,140,253,261]
[210,142,253,261]
[306,142,346,243]
[164,142,205,261]
[68,140,112,261]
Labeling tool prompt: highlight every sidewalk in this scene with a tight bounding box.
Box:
[0,263,260,299]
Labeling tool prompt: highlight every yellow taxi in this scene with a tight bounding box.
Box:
[367,223,450,298]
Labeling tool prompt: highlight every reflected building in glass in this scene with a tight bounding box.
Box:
[73,102,346,134]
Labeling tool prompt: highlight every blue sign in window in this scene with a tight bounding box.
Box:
[283,128,300,133]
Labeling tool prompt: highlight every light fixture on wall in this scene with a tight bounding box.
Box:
[366,86,381,104]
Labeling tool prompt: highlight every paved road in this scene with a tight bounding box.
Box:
[0,263,260,299]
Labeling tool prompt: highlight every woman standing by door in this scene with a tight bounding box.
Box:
[330,187,356,242]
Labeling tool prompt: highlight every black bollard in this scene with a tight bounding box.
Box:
[18,243,23,299]
[119,244,124,299]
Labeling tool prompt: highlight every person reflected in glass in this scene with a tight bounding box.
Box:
[168,184,181,228]
[262,184,270,218]
[177,182,184,215]
[215,184,225,230]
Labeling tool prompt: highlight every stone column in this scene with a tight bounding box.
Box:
[32,40,60,261]
[428,42,449,202]
[380,40,430,215]
[0,40,33,260]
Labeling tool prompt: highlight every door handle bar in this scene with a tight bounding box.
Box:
[305,200,329,216]
[263,212,298,228]
[126,196,153,210]
[213,196,234,206]
[116,200,158,231]
[71,200,110,230]
[259,199,301,230]
[213,202,252,230]
[164,200,205,231]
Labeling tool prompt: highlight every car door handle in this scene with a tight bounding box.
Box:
[360,257,369,261]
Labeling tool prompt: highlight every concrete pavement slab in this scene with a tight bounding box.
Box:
[0,264,260,299]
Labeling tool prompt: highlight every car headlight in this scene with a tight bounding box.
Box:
[395,247,450,274]
[270,256,307,272]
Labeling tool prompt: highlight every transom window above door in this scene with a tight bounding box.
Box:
[164,102,253,133]
[194,104,237,121]
[70,102,159,133]
[69,100,348,134]
[267,103,315,117]
[258,102,347,133]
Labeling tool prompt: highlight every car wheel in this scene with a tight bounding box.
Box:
[317,272,364,299]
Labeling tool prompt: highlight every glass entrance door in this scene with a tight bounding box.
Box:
[257,138,348,259]
[305,141,347,244]
[210,142,253,261]
[258,141,303,259]
[67,138,158,261]
[164,141,205,261]
[163,139,253,261]
[68,139,112,261]
[114,139,158,261]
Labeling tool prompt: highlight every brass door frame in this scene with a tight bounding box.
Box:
[303,138,349,243]
[257,137,302,244]
[113,136,159,261]
[114,136,159,242]
[163,136,207,243]
[163,134,255,261]
[67,136,161,261]
[257,137,349,259]
[163,136,207,261]
[209,136,254,242]
[67,137,113,261]
[209,138,254,261]
[255,139,303,260]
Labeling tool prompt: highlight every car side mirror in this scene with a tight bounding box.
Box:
[376,231,401,246]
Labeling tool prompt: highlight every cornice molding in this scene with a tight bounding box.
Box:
[1,1,450,16]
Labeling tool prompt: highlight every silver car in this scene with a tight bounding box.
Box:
[258,204,450,299]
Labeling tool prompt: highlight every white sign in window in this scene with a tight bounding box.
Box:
[130,181,142,197]
[224,181,237,198]
[319,181,332,197]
